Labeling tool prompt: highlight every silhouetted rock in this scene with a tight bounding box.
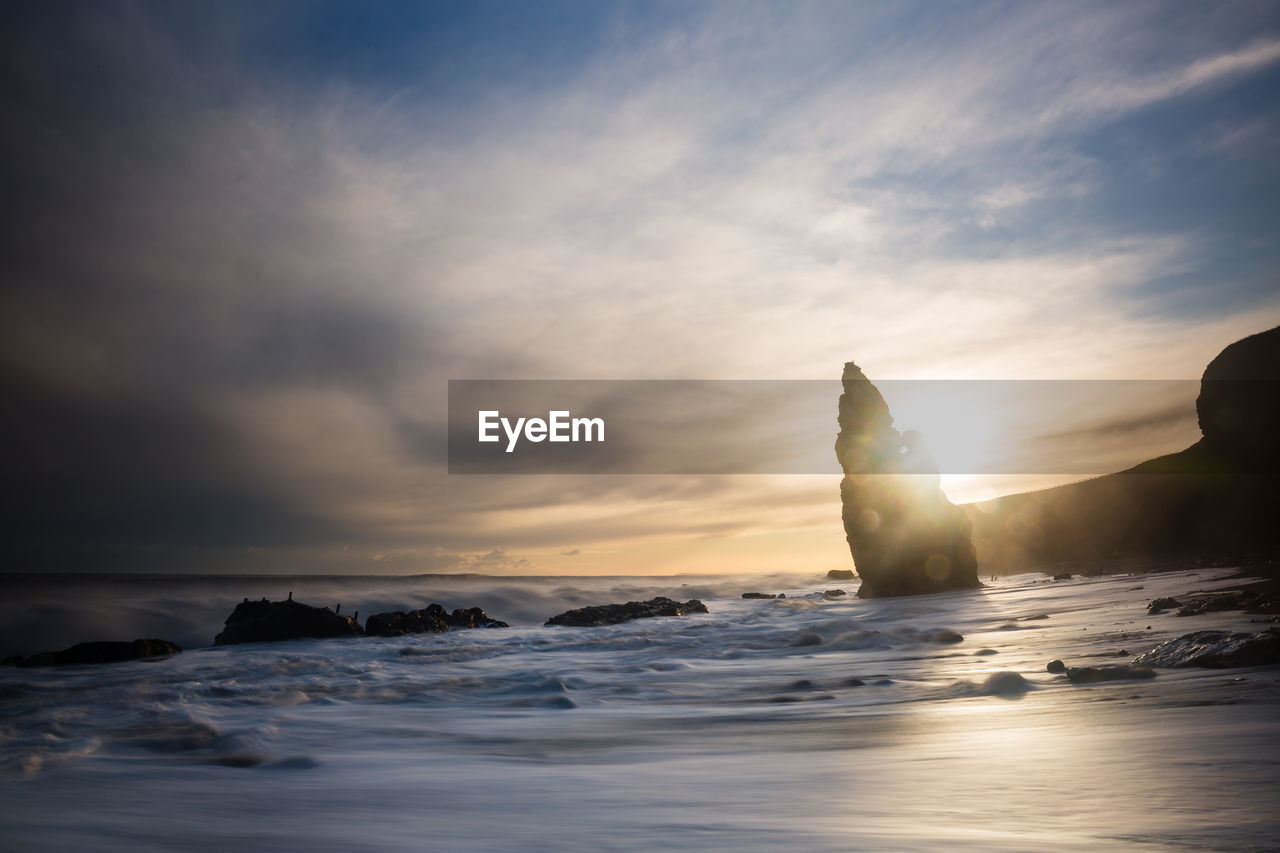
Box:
[835,362,980,597]
[741,592,779,599]
[365,604,508,636]
[1134,628,1280,668]
[1175,595,1244,617]
[19,638,181,667]
[545,596,708,627]
[1065,664,1156,684]
[967,326,1280,572]
[1046,659,1066,673]
[826,569,856,580]
[449,606,509,629]
[1169,591,1280,616]
[823,589,847,598]
[1147,597,1182,614]
[214,598,362,645]
[1052,573,1072,581]
[1195,326,1280,463]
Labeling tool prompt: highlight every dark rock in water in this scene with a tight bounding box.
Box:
[544,596,708,627]
[791,631,823,647]
[823,589,847,598]
[1147,597,1182,614]
[1052,572,1073,581]
[214,598,363,646]
[826,569,856,580]
[741,592,778,599]
[835,362,980,598]
[2,655,24,667]
[448,606,508,629]
[1134,628,1280,669]
[1066,664,1156,684]
[365,604,508,636]
[1046,659,1066,673]
[931,629,964,644]
[19,638,181,667]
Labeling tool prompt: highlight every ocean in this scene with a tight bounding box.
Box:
[1,568,1277,851]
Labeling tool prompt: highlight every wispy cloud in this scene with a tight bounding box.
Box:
[1,1,1278,574]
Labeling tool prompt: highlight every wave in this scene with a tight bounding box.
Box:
[0,571,816,657]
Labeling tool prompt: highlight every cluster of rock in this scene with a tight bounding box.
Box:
[365,605,508,637]
[741,592,785,599]
[214,598,362,645]
[7,638,182,668]
[3,593,715,666]
[834,362,980,598]
[1047,626,1280,681]
[1148,590,1279,617]
[1134,628,1280,668]
[212,597,510,645]
[544,597,708,627]
[213,594,710,645]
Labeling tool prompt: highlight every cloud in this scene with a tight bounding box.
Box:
[1,2,1278,573]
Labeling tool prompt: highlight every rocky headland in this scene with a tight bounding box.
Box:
[967,326,1280,572]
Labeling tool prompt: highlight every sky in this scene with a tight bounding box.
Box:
[1,0,1278,576]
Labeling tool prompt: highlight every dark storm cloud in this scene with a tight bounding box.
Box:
[0,3,441,569]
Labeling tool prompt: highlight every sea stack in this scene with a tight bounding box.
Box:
[835,362,980,597]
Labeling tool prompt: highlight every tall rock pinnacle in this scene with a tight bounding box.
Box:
[835,363,981,597]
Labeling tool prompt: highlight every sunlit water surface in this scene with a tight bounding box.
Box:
[2,568,1278,851]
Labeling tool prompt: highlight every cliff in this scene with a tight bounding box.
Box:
[967,326,1280,571]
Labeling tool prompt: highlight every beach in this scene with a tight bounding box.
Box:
[2,567,1277,851]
